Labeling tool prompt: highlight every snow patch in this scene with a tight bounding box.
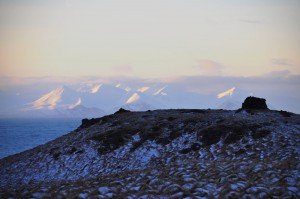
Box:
[126,93,140,104]
[153,86,167,96]
[90,84,102,93]
[217,87,235,99]
[125,87,131,92]
[137,87,150,93]
[69,98,82,109]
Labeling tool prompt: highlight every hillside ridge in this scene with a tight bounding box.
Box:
[0,106,299,198]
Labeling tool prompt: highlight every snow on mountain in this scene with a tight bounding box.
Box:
[81,84,128,112]
[122,101,155,111]
[153,86,167,96]
[20,86,107,118]
[2,80,287,118]
[123,92,156,111]
[216,87,251,110]
[68,98,82,109]
[137,86,150,93]
[90,84,102,93]
[126,93,140,104]
[67,105,106,118]
[146,85,212,109]
[114,83,131,92]
[217,87,235,99]
[125,87,131,92]
[31,87,64,110]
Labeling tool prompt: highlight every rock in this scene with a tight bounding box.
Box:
[179,148,192,154]
[198,122,250,146]
[79,118,101,129]
[31,192,48,198]
[98,186,110,194]
[194,188,209,197]
[78,193,88,199]
[191,143,201,151]
[242,194,255,199]
[224,191,239,199]
[114,108,131,114]
[130,186,141,192]
[170,192,184,198]
[251,129,270,140]
[164,184,182,193]
[279,110,293,117]
[242,96,268,110]
[105,193,114,198]
[182,183,194,191]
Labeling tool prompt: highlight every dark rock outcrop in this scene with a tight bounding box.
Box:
[242,96,268,110]
[279,110,293,117]
[114,108,131,114]
[79,118,101,129]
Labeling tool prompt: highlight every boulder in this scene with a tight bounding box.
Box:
[242,96,268,110]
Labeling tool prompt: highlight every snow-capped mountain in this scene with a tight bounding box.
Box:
[66,105,105,118]
[1,75,300,116]
[216,87,251,110]
[17,86,105,118]
[217,87,236,99]
[12,84,253,117]
[1,76,297,118]
[80,84,129,112]
[122,92,157,111]
[29,86,80,110]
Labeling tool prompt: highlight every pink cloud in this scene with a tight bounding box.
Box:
[194,60,225,75]
[112,65,133,75]
[271,58,294,67]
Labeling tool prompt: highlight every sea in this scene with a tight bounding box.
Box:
[0,118,81,159]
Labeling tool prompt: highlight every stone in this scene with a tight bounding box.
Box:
[242,96,268,110]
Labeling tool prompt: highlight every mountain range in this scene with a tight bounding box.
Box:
[0,82,251,118]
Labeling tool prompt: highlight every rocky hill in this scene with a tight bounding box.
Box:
[0,101,299,198]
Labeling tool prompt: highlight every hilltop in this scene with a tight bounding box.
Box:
[0,100,299,198]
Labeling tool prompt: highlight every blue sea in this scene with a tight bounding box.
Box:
[0,118,81,159]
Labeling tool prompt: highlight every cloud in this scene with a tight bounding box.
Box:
[271,58,294,67]
[239,19,263,24]
[263,70,291,78]
[112,65,133,76]
[194,60,225,75]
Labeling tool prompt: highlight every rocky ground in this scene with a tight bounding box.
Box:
[0,108,299,198]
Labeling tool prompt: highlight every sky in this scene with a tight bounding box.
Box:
[0,0,299,78]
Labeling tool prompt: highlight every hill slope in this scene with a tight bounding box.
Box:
[0,109,299,198]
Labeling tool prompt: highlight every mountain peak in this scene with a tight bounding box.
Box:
[153,86,167,96]
[90,84,102,94]
[126,93,140,104]
[68,98,82,109]
[137,86,150,93]
[31,87,65,110]
[217,87,236,99]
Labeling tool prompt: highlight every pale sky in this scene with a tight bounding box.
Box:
[0,0,299,77]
